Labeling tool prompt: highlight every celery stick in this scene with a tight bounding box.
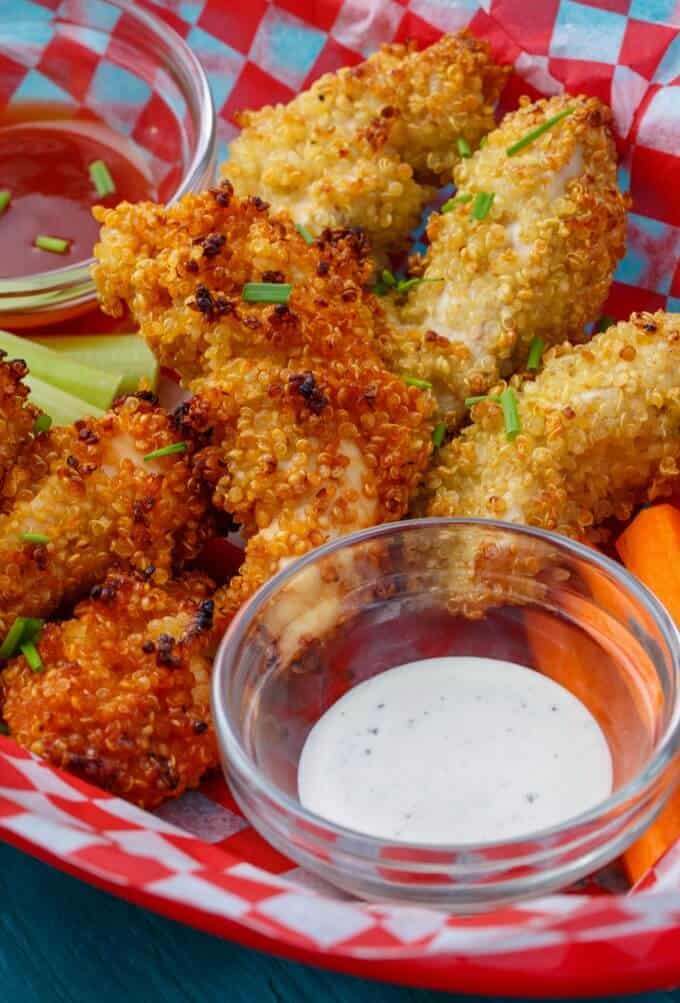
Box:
[0,329,121,410]
[25,375,104,427]
[30,333,158,395]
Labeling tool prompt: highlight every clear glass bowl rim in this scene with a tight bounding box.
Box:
[212,517,680,855]
[0,0,216,299]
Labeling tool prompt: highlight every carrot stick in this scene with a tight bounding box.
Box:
[615,504,680,883]
[616,504,680,623]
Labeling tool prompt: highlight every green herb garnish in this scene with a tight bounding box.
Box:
[374,271,443,295]
[295,223,315,245]
[596,315,615,333]
[506,106,574,157]
[403,375,433,390]
[0,619,27,660]
[526,336,545,372]
[465,394,500,408]
[21,641,42,672]
[0,617,44,660]
[0,722,9,736]
[471,192,495,221]
[33,414,52,434]
[89,160,116,198]
[432,422,446,448]
[19,533,50,545]
[242,282,292,304]
[0,190,10,215]
[395,276,443,294]
[441,193,473,213]
[143,442,188,462]
[35,235,70,254]
[457,137,472,158]
[500,386,521,440]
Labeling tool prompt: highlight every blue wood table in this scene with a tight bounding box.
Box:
[0,841,677,1003]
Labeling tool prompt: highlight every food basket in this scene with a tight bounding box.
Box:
[1,0,680,994]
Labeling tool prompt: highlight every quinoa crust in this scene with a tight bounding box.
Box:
[224,32,509,256]
[2,571,218,809]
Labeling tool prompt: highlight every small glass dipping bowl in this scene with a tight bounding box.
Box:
[212,519,680,911]
[0,0,215,328]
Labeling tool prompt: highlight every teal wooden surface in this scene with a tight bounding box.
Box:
[0,839,677,1003]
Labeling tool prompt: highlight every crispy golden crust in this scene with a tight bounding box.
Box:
[426,312,680,539]
[224,33,508,255]
[0,393,210,639]
[0,356,37,503]
[93,185,385,384]
[179,356,434,619]
[382,95,629,424]
[2,572,218,808]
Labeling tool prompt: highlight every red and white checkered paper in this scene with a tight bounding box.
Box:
[2,0,680,994]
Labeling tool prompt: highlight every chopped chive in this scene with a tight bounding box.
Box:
[33,414,52,434]
[35,234,70,254]
[526,336,545,372]
[501,386,521,440]
[0,722,9,736]
[457,137,472,158]
[465,394,501,408]
[479,135,488,148]
[506,106,575,157]
[596,315,615,333]
[19,532,50,545]
[20,641,42,672]
[0,618,28,659]
[143,441,188,462]
[0,617,43,660]
[432,422,446,448]
[89,159,116,198]
[21,618,44,645]
[403,375,433,390]
[0,190,10,215]
[295,223,315,245]
[381,269,397,288]
[242,282,292,304]
[441,193,473,213]
[395,276,444,294]
[471,192,495,221]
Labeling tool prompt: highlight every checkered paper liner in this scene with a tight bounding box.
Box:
[2,0,680,992]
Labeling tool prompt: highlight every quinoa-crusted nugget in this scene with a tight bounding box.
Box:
[426,312,680,539]
[383,95,628,424]
[199,357,435,662]
[93,184,386,383]
[2,571,218,808]
[0,355,37,502]
[0,392,209,640]
[179,355,434,617]
[224,33,508,255]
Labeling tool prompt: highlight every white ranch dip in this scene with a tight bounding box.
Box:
[298,656,613,844]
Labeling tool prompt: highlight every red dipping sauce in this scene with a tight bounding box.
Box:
[0,103,155,279]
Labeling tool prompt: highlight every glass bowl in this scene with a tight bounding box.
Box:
[0,0,215,328]
[212,518,680,911]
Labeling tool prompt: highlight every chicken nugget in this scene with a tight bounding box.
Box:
[427,311,680,539]
[224,33,508,255]
[383,95,628,424]
[0,392,209,641]
[179,354,434,618]
[2,571,217,808]
[93,185,385,384]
